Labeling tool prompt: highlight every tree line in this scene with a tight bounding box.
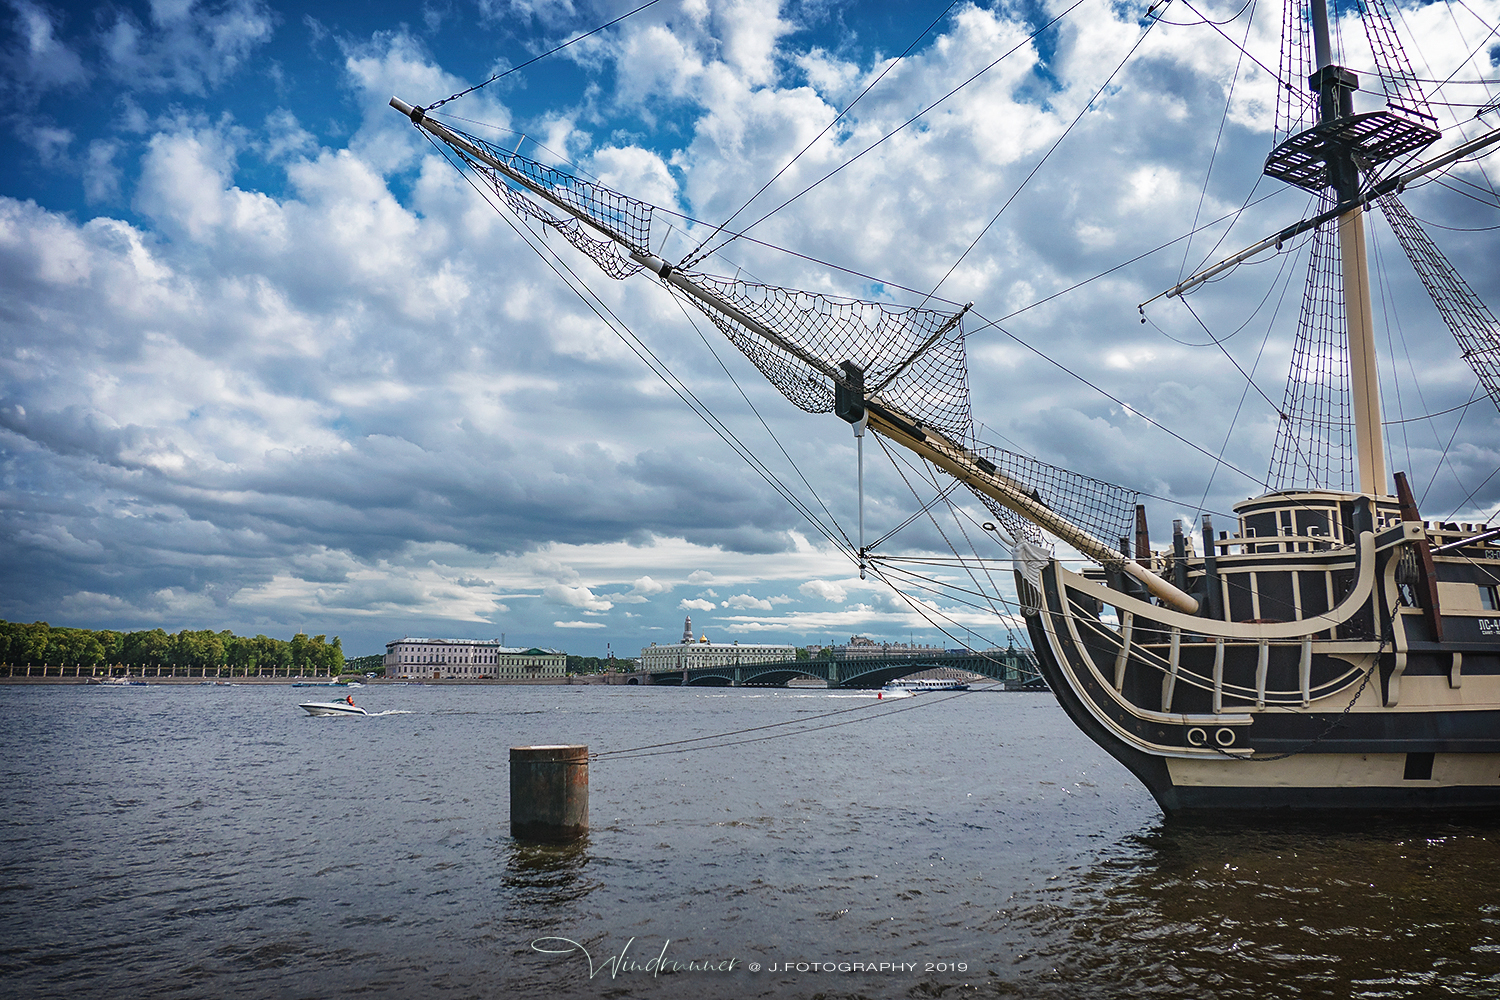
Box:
[565,655,639,673]
[0,620,346,674]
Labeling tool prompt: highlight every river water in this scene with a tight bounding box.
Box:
[2,682,1497,998]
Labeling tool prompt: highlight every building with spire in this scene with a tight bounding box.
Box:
[639,617,795,673]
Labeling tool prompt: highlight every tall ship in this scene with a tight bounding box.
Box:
[390,0,1500,815]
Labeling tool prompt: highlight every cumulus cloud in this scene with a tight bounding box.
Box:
[100,0,276,95]
[542,584,613,612]
[799,580,847,603]
[679,598,716,612]
[632,575,671,595]
[721,591,792,610]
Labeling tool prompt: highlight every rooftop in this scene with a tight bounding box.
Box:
[387,637,563,654]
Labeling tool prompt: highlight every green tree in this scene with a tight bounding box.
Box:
[171,629,225,671]
[290,632,310,674]
[344,654,384,675]
[46,629,103,667]
[124,629,170,667]
[97,631,124,664]
[5,621,50,665]
[258,635,292,674]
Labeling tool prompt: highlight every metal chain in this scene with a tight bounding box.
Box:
[1214,604,1398,762]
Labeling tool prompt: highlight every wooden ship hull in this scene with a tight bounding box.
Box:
[1022,489,1500,815]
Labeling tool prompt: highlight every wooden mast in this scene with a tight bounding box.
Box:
[1310,0,1387,496]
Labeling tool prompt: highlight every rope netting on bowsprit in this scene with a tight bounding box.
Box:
[449,129,652,279]
[436,119,1145,558]
[681,274,974,442]
[968,443,1137,551]
[447,127,976,443]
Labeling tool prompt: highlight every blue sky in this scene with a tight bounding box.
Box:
[2,0,1498,658]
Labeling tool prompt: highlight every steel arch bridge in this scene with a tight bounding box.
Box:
[640,649,1045,689]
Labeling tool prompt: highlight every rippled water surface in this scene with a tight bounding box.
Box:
[3,682,1498,998]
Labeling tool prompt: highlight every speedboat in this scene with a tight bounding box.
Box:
[299,701,368,716]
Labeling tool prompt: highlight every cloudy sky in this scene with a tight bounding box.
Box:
[2,0,1497,658]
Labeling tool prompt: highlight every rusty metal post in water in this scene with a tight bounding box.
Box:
[510,745,588,841]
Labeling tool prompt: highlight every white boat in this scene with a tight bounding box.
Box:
[880,678,970,697]
[299,700,368,716]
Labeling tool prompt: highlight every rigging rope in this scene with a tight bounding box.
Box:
[665,287,854,552]
[924,6,1163,307]
[1190,250,1302,517]
[1180,0,1258,282]
[1378,191,1500,415]
[422,0,665,111]
[417,130,858,559]
[682,0,1089,268]
[1267,206,1356,492]
[678,0,964,269]
[967,310,1273,493]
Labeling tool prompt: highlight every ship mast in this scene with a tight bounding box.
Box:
[1152,0,1480,497]
[1308,0,1386,497]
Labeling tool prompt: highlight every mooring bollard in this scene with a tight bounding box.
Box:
[510,745,589,842]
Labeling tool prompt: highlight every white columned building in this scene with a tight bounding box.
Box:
[384,637,566,679]
[638,616,796,673]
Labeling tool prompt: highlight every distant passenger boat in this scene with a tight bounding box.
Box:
[879,678,970,699]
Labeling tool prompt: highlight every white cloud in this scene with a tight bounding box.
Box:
[541,583,614,612]
[721,593,771,610]
[799,580,847,603]
[631,575,671,595]
[2,1,88,98]
[83,140,122,203]
[100,0,276,96]
[554,620,607,628]
[679,598,716,612]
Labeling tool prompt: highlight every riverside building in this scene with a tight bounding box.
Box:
[384,637,565,680]
[639,616,795,672]
[804,636,947,659]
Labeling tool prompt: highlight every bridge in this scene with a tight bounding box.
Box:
[630,648,1045,689]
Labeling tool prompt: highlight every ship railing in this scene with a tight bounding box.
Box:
[1070,596,1372,713]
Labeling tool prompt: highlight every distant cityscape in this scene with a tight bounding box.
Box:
[0,615,1011,682]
